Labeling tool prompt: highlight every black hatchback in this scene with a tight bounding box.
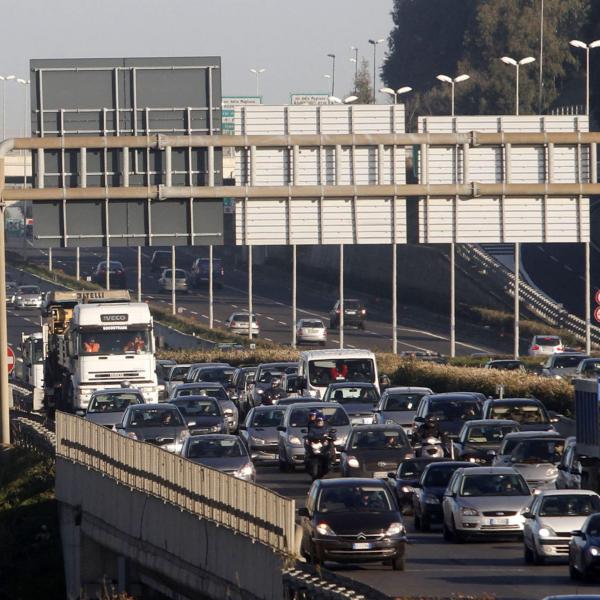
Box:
[298,478,407,570]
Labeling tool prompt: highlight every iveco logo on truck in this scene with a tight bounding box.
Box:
[100,314,128,322]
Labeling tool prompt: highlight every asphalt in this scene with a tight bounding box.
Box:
[11,243,512,356]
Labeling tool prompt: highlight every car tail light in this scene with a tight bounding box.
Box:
[531,345,540,351]
[231,321,237,327]
[558,345,564,351]
[361,309,366,315]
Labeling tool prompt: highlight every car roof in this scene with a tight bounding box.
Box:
[535,489,600,498]
[257,362,298,368]
[171,395,217,402]
[318,477,388,488]
[456,466,519,475]
[187,434,240,441]
[328,382,376,389]
[551,352,587,357]
[423,461,474,470]
[486,398,543,405]
[350,424,405,431]
[176,382,226,388]
[252,404,287,412]
[427,392,483,400]
[401,456,448,465]
[503,430,562,440]
[285,401,344,410]
[127,403,177,411]
[462,419,519,428]
[384,386,433,394]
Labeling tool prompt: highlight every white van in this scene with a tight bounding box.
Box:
[297,349,379,399]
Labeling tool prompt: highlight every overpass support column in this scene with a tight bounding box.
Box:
[292,244,297,348]
[171,245,176,316]
[450,243,456,358]
[75,247,80,281]
[137,246,142,303]
[58,504,82,600]
[585,240,591,354]
[339,243,344,349]
[248,245,253,341]
[0,158,9,446]
[209,244,214,329]
[392,242,397,354]
[514,242,520,359]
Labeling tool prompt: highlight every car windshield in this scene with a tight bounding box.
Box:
[176,386,228,402]
[300,320,324,328]
[98,261,123,271]
[586,516,600,537]
[19,286,41,294]
[539,495,600,517]
[186,437,245,459]
[490,403,547,424]
[127,408,184,428]
[579,360,600,373]
[232,313,256,323]
[168,366,190,382]
[488,361,523,371]
[423,466,461,488]
[78,329,150,355]
[460,474,529,497]
[383,393,423,411]
[308,358,375,386]
[535,336,560,346]
[88,392,143,413]
[428,399,481,421]
[344,300,362,310]
[257,365,297,383]
[329,386,379,405]
[172,398,220,417]
[511,439,565,464]
[195,368,235,384]
[550,355,586,369]
[251,408,285,427]
[317,485,392,513]
[398,460,427,479]
[162,269,187,279]
[465,425,517,444]
[289,406,349,427]
[350,429,408,449]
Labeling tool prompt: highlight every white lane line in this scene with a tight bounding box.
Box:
[346,343,356,348]
[147,295,155,299]
[278,321,287,326]
[214,318,222,323]
[398,326,489,353]
[191,311,198,315]
[180,307,187,311]
[266,316,275,321]
[231,304,238,308]
[201,314,208,319]
[550,255,559,263]
[264,337,273,342]
[564,265,573,272]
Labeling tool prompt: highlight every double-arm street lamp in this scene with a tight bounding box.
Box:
[436,74,470,116]
[368,38,385,103]
[380,86,412,104]
[500,56,536,115]
[569,39,600,116]
[249,68,266,97]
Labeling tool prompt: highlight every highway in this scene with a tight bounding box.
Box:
[11,244,510,357]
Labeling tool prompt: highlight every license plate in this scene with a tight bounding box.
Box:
[374,471,388,478]
[489,518,509,526]
[347,311,357,315]
[352,542,372,550]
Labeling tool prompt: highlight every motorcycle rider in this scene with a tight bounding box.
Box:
[304,414,335,480]
[261,376,285,405]
[412,415,448,447]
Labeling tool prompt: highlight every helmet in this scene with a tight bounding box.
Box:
[425,415,437,426]
[309,409,319,420]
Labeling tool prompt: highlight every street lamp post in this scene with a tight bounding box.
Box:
[368,38,385,103]
[569,40,600,116]
[380,86,412,104]
[327,53,336,97]
[17,78,30,187]
[249,68,266,98]
[328,95,358,105]
[350,46,359,90]
[500,56,536,116]
[1,75,15,141]
[436,74,470,116]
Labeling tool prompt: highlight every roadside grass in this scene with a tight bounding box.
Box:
[0,447,65,600]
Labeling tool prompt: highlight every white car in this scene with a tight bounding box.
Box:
[225,312,259,337]
[158,268,189,293]
[13,285,43,309]
[296,318,327,345]
[523,489,600,564]
[528,335,564,356]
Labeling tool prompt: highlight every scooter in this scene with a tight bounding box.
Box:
[413,436,446,458]
[304,432,336,481]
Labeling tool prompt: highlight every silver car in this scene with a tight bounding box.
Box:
[171,382,239,431]
[14,284,43,309]
[181,434,256,482]
[523,489,600,564]
[239,405,286,462]
[296,318,327,345]
[528,334,564,356]
[164,364,191,396]
[158,268,189,293]
[277,402,351,471]
[541,352,589,380]
[85,387,144,428]
[374,386,433,435]
[442,466,531,541]
[224,311,260,337]
[508,436,566,490]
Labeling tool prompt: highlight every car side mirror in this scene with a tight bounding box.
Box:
[297,507,310,518]
[414,416,425,423]
[412,482,422,489]
[571,530,585,539]
[239,424,247,430]
[522,510,533,519]
[571,461,583,475]
[277,426,287,432]
[387,472,397,479]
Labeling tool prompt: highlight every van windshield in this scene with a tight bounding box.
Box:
[308,358,374,387]
[78,330,151,355]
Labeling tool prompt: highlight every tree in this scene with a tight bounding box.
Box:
[351,59,374,104]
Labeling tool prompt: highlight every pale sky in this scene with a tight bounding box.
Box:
[1,0,394,137]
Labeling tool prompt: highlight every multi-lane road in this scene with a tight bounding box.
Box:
[9,244,511,357]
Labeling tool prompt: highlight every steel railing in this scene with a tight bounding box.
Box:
[459,244,600,345]
[55,411,296,554]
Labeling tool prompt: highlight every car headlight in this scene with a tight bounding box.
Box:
[347,457,360,468]
[316,522,336,536]
[126,432,138,440]
[224,408,234,416]
[251,436,266,445]
[289,435,303,446]
[401,485,413,494]
[234,463,255,480]
[545,467,558,478]
[461,507,479,516]
[538,527,554,538]
[210,424,222,432]
[589,546,600,556]
[256,388,264,395]
[386,522,404,536]
[554,375,563,380]
[425,494,440,505]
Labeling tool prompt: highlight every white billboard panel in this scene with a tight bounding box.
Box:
[417,115,590,243]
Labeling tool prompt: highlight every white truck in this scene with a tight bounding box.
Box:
[15,332,45,410]
[43,290,160,413]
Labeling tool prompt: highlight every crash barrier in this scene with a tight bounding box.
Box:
[55,411,295,554]
[10,410,56,456]
[459,244,600,345]
[283,565,391,600]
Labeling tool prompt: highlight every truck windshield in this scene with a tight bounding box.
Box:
[308,358,374,387]
[79,329,151,355]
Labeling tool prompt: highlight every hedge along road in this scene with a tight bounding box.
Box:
[23,245,510,356]
[256,463,585,600]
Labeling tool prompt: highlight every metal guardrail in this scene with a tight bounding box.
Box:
[55,411,296,554]
[459,244,600,345]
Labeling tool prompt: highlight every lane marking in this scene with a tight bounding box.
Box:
[266,316,275,321]
[231,304,238,308]
[564,265,573,272]
[191,311,198,315]
[214,318,222,323]
[264,337,273,342]
[201,314,209,319]
[278,321,287,326]
[550,255,559,263]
